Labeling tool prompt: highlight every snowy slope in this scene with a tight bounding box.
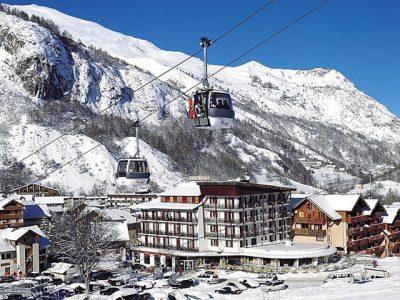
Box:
[14,5,400,143]
[1,4,400,194]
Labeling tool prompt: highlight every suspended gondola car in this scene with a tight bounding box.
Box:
[115,120,150,189]
[187,88,235,129]
[186,37,235,130]
[116,158,150,186]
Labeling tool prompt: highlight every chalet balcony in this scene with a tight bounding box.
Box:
[347,227,361,235]
[347,215,369,224]
[294,228,326,237]
[0,213,23,220]
[4,206,22,211]
[369,235,384,244]
[389,231,400,241]
[366,245,385,255]
[204,204,242,211]
[294,217,325,225]
[348,237,369,247]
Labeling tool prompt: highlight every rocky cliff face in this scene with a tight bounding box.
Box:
[0,5,399,194]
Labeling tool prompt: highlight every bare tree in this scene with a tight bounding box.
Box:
[51,207,118,298]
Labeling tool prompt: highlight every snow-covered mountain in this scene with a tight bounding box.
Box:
[1,4,400,194]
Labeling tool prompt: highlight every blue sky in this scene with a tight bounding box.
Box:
[3,0,399,116]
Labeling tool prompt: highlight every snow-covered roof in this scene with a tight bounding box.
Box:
[99,209,137,224]
[0,196,21,210]
[38,204,53,217]
[321,194,362,211]
[135,198,201,211]
[0,229,16,253]
[305,195,342,221]
[34,196,65,205]
[47,262,74,274]
[363,199,379,216]
[158,181,201,197]
[382,207,399,224]
[4,225,46,241]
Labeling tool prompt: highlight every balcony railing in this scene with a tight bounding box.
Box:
[0,213,23,220]
[204,217,243,224]
[347,215,369,224]
[369,235,384,244]
[366,245,385,255]
[142,216,198,223]
[205,232,242,239]
[294,217,325,225]
[389,231,400,241]
[141,230,198,238]
[294,228,326,237]
[143,244,198,252]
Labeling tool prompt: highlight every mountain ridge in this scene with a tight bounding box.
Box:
[0,4,399,194]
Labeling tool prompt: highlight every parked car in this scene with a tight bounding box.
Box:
[238,278,260,288]
[90,270,113,281]
[197,273,219,284]
[215,286,242,295]
[264,280,286,292]
[99,286,120,296]
[225,281,248,291]
[110,288,138,300]
[154,271,177,287]
[255,273,278,283]
[0,275,15,283]
[170,279,195,289]
[134,280,154,290]
[131,264,147,272]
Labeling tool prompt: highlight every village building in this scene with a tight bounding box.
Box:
[0,225,50,276]
[135,181,336,270]
[382,202,400,257]
[107,193,157,208]
[292,195,388,257]
[10,183,60,197]
[0,196,24,229]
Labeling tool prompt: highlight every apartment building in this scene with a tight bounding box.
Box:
[135,181,335,269]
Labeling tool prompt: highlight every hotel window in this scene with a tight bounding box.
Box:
[187,197,193,203]
[210,225,218,232]
[210,198,217,205]
[211,239,218,246]
[210,211,217,218]
[298,211,304,217]
[226,240,233,248]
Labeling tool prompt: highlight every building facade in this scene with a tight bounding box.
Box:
[293,195,388,257]
[136,181,335,269]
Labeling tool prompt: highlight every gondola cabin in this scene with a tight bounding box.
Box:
[187,89,235,129]
[116,158,150,186]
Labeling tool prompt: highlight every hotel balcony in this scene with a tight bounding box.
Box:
[294,228,326,237]
[141,230,198,239]
[142,216,198,224]
[205,232,242,239]
[294,217,326,225]
[204,217,243,224]
[144,244,198,252]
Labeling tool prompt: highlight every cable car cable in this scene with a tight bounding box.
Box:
[0,0,277,177]
[29,0,331,185]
